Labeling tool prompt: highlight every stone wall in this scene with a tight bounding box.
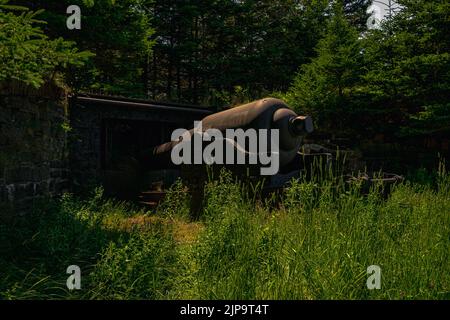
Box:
[0,86,213,218]
[0,81,70,219]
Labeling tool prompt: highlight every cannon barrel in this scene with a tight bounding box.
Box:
[149,97,313,168]
[199,98,312,134]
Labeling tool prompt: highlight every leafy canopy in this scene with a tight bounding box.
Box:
[0,0,92,88]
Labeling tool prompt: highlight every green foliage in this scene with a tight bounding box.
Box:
[13,0,155,97]
[203,168,244,220]
[171,170,449,299]
[156,179,190,219]
[3,0,373,102]
[284,179,318,213]
[89,225,177,299]
[282,0,450,141]
[1,0,450,300]
[343,0,371,31]
[0,1,92,88]
[363,0,450,136]
[1,170,449,299]
[150,0,332,104]
[0,189,178,299]
[283,2,363,132]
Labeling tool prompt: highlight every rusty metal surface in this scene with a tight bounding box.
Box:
[151,97,314,167]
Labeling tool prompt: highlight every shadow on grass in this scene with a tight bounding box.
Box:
[0,188,179,300]
[0,193,129,299]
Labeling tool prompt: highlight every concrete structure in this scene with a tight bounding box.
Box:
[0,85,214,218]
[69,94,214,198]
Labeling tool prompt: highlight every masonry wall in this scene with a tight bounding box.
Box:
[0,84,213,218]
[0,81,70,219]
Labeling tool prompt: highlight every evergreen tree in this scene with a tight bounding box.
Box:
[0,0,91,88]
[149,0,331,105]
[284,2,363,133]
[343,0,372,31]
[13,0,155,97]
[363,0,450,137]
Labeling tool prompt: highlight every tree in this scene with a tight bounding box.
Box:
[149,0,331,105]
[343,0,372,31]
[363,0,450,137]
[0,0,91,88]
[283,2,363,134]
[13,0,155,97]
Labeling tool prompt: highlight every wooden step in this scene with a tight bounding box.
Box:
[139,191,166,201]
[140,191,166,196]
[138,201,159,208]
[137,190,166,208]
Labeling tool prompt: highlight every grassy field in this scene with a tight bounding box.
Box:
[0,168,449,300]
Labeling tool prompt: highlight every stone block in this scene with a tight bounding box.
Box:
[34,181,49,195]
[50,168,61,178]
[5,167,33,183]
[15,182,35,198]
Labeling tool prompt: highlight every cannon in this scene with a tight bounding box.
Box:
[136,98,402,215]
[136,98,315,215]
[150,97,313,170]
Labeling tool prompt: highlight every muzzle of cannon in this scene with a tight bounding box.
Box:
[150,97,313,170]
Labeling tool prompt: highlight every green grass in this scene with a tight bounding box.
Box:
[0,169,449,300]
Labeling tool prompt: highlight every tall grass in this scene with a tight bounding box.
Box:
[1,167,449,300]
[170,166,450,299]
[0,188,179,300]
